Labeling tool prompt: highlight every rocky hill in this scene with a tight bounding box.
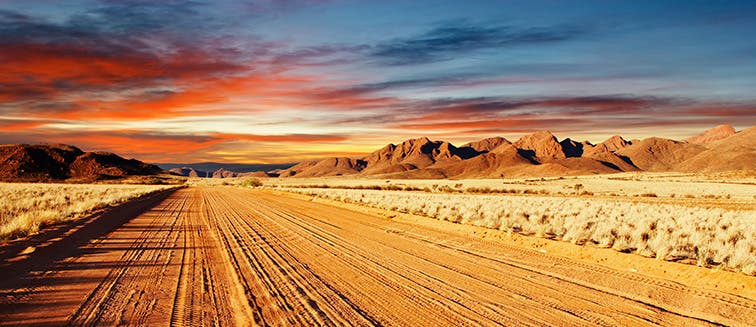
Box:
[0,144,161,182]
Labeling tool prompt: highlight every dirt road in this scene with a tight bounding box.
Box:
[1,187,754,326]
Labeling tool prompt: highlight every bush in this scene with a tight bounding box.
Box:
[240,178,263,188]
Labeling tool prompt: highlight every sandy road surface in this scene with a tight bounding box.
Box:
[1,187,754,326]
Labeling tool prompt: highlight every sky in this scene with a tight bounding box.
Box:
[1,0,755,163]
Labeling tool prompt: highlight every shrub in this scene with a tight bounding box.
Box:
[240,178,263,188]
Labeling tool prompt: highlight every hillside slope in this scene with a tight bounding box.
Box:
[0,144,161,182]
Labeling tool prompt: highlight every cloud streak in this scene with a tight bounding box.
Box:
[370,21,586,65]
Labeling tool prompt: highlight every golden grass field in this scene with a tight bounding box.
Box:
[0,183,177,239]
[261,172,756,275]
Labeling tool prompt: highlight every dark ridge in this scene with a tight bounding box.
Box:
[0,144,161,182]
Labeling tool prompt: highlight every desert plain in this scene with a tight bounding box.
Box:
[0,169,754,326]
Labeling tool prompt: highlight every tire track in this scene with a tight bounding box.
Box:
[65,191,189,326]
[0,188,248,326]
[169,203,191,327]
[200,188,374,326]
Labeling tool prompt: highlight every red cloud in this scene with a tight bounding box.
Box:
[0,43,245,88]
[682,103,756,118]
[0,41,325,120]
[0,119,49,131]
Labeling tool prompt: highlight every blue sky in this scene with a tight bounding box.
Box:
[1,0,755,162]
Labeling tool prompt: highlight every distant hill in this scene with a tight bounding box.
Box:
[167,167,208,178]
[615,137,705,171]
[280,157,367,178]
[677,126,756,172]
[684,125,736,145]
[157,162,294,174]
[0,144,161,182]
[277,125,755,178]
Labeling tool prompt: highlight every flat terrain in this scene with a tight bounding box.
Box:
[1,186,754,326]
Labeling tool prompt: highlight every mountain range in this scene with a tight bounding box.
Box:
[277,125,755,178]
[2,125,752,181]
[166,167,274,178]
[157,162,295,176]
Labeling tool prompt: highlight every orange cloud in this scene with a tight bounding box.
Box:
[215,133,348,143]
[0,129,351,162]
[0,119,49,131]
[0,41,310,120]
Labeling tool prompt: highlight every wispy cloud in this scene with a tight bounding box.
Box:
[370,20,586,65]
[320,95,755,135]
[266,44,369,67]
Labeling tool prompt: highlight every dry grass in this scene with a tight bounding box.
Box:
[286,187,756,275]
[267,172,756,200]
[0,183,176,240]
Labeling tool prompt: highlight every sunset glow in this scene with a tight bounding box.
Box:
[2,1,755,163]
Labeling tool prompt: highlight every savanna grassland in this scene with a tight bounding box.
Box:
[269,172,756,275]
[0,183,177,239]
